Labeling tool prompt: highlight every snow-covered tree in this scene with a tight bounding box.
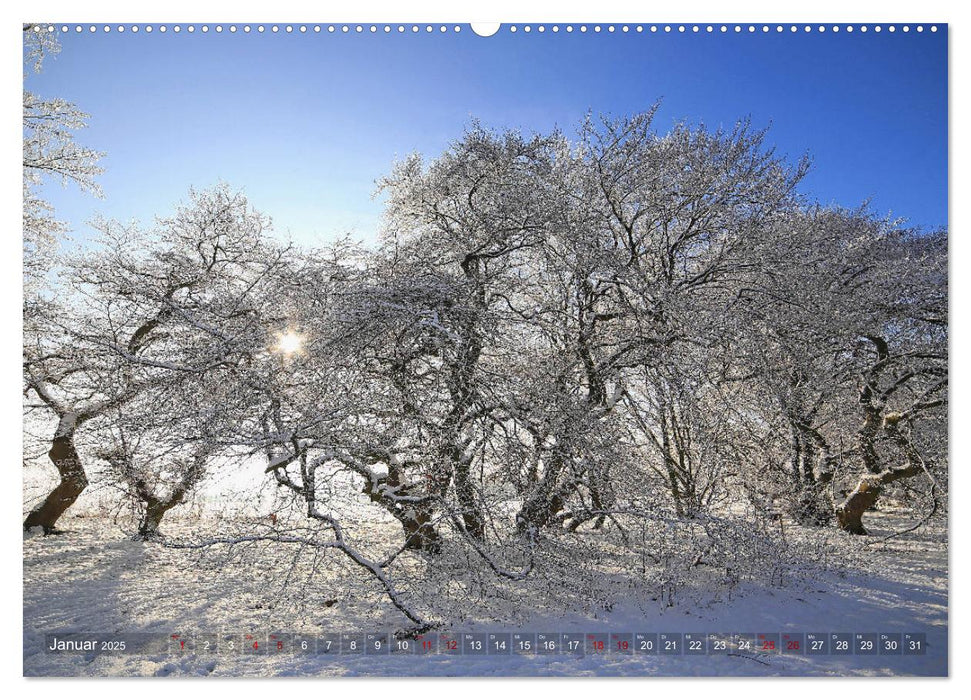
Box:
[24,186,290,533]
[22,25,104,289]
[22,107,948,629]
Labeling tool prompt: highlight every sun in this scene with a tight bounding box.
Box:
[272,329,305,355]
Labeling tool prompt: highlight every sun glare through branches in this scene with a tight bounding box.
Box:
[272,329,305,356]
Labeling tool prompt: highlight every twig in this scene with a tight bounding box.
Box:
[727,652,771,666]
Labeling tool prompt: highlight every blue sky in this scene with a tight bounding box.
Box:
[26,24,948,247]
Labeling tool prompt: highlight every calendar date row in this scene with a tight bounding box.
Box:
[45,631,927,656]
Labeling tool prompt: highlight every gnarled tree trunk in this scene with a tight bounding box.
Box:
[399,509,443,553]
[363,461,445,554]
[835,463,920,534]
[517,489,566,535]
[453,458,485,541]
[23,415,87,534]
[515,449,571,536]
[138,497,180,540]
[134,471,197,540]
[836,415,923,534]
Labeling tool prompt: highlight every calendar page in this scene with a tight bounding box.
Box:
[21,18,948,678]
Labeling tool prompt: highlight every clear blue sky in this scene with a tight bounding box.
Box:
[26,25,948,247]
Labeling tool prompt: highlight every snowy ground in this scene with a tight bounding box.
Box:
[23,505,947,677]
